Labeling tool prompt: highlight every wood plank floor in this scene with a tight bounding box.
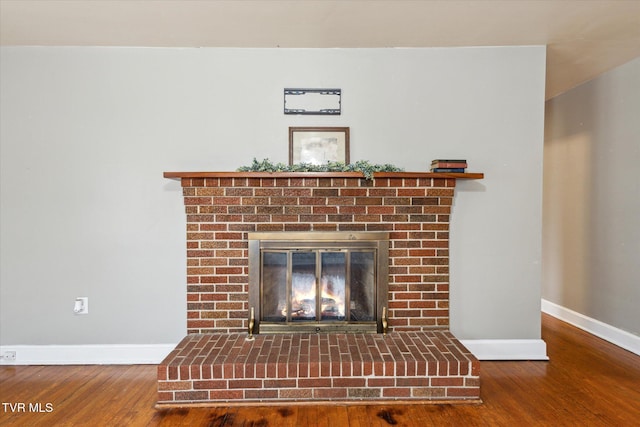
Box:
[1,314,639,426]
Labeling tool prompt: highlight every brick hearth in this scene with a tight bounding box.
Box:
[158,331,479,404]
[159,171,483,405]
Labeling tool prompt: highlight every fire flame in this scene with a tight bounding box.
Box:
[283,273,346,319]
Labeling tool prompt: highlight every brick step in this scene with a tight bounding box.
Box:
[157,331,480,405]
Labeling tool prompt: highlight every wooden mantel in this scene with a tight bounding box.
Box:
[163,171,484,179]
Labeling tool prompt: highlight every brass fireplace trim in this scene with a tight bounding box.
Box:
[248,232,389,334]
[248,231,389,242]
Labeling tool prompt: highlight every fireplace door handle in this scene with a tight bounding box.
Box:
[382,307,388,336]
[247,307,255,340]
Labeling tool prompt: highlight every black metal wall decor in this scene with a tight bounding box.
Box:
[284,88,341,115]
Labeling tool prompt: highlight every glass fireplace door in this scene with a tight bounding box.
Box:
[319,252,346,321]
[261,252,287,322]
[260,249,377,332]
[249,231,389,334]
[290,252,317,321]
[349,251,375,322]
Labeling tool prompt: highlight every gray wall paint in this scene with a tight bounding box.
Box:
[0,46,546,346]
[543,57,640,336]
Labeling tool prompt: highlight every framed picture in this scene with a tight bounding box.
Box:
[289,127,350,165]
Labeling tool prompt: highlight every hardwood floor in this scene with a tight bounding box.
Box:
[1,314,639,426]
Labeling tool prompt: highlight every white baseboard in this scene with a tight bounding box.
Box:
[1,340,552,364]
[2,341,549,364]
[541,299,640,356]
[459,339,548,361]
[0,343,176,365]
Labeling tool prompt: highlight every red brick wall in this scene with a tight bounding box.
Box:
[179,175,456,334]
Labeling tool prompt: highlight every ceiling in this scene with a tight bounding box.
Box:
[1,1,639,99]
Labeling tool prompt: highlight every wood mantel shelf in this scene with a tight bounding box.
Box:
[163,171,484,179]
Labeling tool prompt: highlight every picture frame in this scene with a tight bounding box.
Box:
[289,127,350,165]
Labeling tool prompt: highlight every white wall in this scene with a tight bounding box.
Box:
[0,47,546,358]
[543,57,640,337]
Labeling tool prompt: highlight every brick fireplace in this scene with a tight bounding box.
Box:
[158,171,483,406]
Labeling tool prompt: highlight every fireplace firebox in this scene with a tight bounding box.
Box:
[248,232,389,334]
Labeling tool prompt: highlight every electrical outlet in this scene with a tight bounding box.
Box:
[2,351,16,361]
[74,297,89,314]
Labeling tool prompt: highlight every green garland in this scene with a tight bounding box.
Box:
[237,158,404,180]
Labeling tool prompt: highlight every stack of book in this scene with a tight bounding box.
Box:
[430,159,467,173]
